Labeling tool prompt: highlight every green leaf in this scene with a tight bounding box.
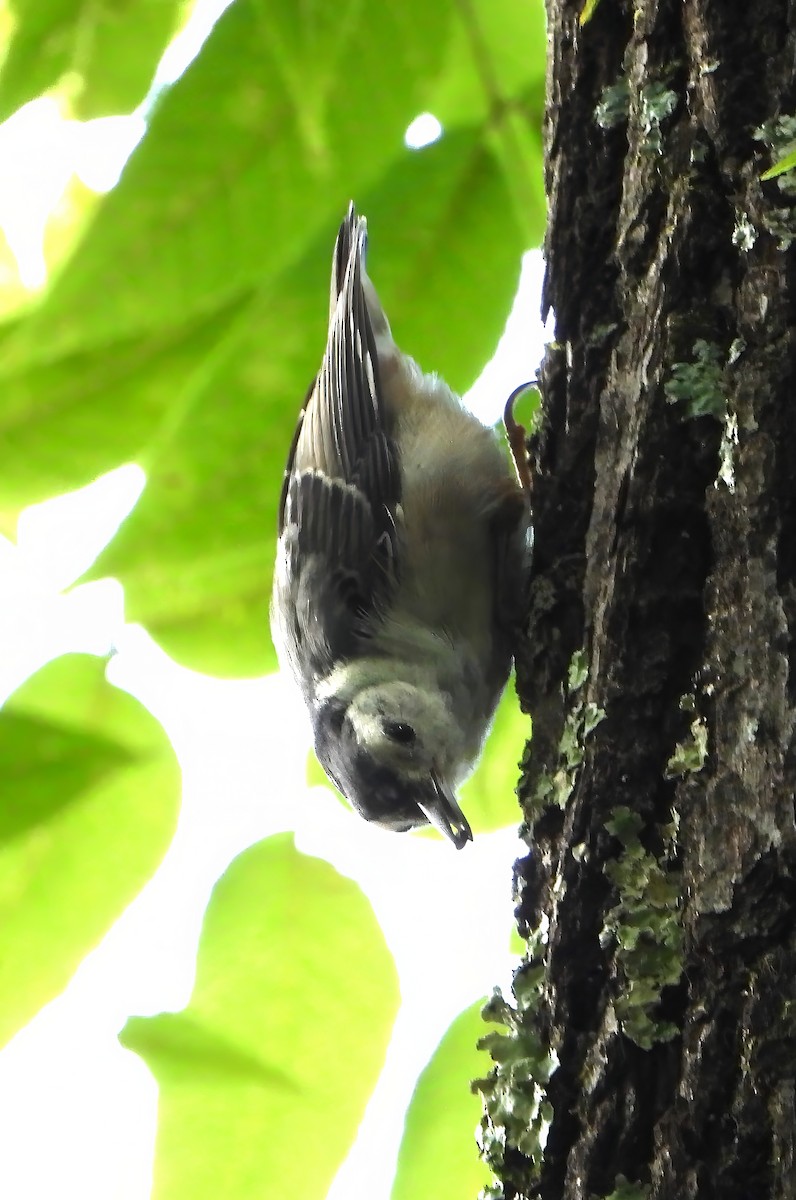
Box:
[1,0,457,364]
[428,0,547,245]
[0,0,539,675]
[87,129,523,675]
[391,999,493,1200]
[579,0,602,25]
[361,129,525,393]
[761,147,796,181]
[78,294,291,676]
[121,834,400,1200]
[0,0,185,121]
[0,653,180,1047]
[430,0,546,129]
[460,682,528,835]
[0,155,524,676]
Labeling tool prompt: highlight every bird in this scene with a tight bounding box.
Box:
[271,203,531,849]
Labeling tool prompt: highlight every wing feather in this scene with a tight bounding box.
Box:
[272,204,401,698]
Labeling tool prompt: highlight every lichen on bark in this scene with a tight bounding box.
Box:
[478,1,796,1197]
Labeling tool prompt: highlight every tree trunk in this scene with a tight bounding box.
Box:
[477,2,796,1197]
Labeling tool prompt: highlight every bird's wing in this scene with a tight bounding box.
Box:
[272,205,402,697]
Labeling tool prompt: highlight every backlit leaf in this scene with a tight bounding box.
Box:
[0,654,180,1046]
[122,834,400,1200]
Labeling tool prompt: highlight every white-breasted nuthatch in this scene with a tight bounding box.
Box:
[271,203,531,849]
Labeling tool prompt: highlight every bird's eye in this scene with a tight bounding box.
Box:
[383,720,416,745]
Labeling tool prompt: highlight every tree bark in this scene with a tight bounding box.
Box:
[478,2,796,1197]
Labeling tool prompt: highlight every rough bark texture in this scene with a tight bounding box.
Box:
[480,2,796,1198]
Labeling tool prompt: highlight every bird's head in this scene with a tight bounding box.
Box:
[313,683,473,849]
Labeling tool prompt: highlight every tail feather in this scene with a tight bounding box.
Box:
[330,202,392,351]
[330,202,366,319]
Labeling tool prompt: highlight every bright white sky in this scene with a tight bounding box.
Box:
[0,4,552,1197]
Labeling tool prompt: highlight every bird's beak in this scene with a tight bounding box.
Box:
[418,774,473,850]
